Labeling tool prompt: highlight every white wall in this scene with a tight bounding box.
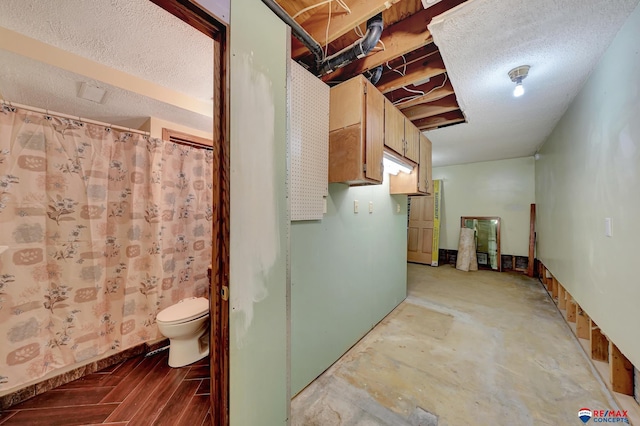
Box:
[535,4,640,367]
[433,157,535,256]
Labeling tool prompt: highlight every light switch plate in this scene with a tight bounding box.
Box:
[369,201,373,213]
[396,203,401,213]
[354,200,359,214]
[605,217,612,237]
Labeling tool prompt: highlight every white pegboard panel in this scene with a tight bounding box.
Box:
[290,60,329,221]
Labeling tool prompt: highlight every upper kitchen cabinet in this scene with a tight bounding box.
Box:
[329,75,384,185]
[384,98,405,157]
[384,99,420,164]
[404,120,420,163]
[389,132,433,196]
[418,133,433,194]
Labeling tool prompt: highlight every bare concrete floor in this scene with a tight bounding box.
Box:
[291,264,619,426]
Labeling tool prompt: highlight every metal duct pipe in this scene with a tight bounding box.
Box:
[318,13,384,76]
[261,0,324,68]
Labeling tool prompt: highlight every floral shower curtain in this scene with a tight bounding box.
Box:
[0,106,212,391]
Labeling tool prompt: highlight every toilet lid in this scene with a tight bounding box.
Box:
[156,297,209,324]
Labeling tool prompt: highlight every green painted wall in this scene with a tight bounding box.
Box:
[535,4,640,367]
[291,176,408,395]
[229,0,288,424]
[433,157,535,256]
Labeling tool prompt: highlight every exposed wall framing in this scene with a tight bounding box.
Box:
[538,262,640,423]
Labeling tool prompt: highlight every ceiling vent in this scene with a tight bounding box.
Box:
[421,0,443,8]
[78,82,107,104]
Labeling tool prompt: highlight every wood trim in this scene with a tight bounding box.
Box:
[149,0,224,38]
[527,204,536,277]
[162,128,213,148]
[209,26,230,426]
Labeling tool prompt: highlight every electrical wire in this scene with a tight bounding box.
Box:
[292,0,350,20]
[386,55,407,77]
[324,2,332,59]
[393,73,449,105]
[292,0,352,60]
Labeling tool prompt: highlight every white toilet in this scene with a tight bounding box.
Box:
[156,297,210,367]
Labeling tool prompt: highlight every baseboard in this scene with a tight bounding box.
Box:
[437,249,531,273]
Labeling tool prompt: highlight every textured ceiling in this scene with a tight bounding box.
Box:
[427,0,640,167]
[0,50,212,131]
[0,0,213,102]
[0,0,213,133]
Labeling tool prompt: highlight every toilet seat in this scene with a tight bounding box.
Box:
[156,297,209,325]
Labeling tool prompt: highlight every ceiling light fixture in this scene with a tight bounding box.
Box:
[508,65,530,98]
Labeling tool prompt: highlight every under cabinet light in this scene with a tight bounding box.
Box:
[383,151,413,175]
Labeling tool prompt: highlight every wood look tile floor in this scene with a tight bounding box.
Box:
[0,350,211,426]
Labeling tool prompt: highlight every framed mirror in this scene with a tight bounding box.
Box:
[460,217,501,271]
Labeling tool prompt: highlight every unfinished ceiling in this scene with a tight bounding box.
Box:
[280,0,468,134]
[278,0,639,166]
[0,0,213,132]
[1,0,638,164]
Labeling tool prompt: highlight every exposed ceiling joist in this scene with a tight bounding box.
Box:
[290,0,400,59]
[377,56,446,93]
[396,80,455,109]
[278,0,468,135]
[402,93,459,120]
[414,110,465,130]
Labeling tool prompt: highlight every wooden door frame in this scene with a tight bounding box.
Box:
[148,2,230,425]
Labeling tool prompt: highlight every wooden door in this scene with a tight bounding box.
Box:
[407,195,434,264]
[384,98,405,156]
[404,120,420,163]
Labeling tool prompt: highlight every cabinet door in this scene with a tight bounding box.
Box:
[384,98,405,156]
[418,133,432,194]
[404,120,420,163]
[365,80,384,182]
[329,77,364,131]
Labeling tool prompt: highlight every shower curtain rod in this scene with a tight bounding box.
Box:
[1,99,151,136]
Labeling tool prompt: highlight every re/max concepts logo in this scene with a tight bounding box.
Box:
[578,408,629,423]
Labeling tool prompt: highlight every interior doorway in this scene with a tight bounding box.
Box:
[150,2,230,425]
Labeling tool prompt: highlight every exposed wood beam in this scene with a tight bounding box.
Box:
[376,56,446,93]
[402,94,459,121]
[414,110,465,131]
[395,80,454,109]
[290,0,401,59]
[321,0,466,81]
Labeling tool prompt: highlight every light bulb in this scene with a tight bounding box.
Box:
[513,82,525,97]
